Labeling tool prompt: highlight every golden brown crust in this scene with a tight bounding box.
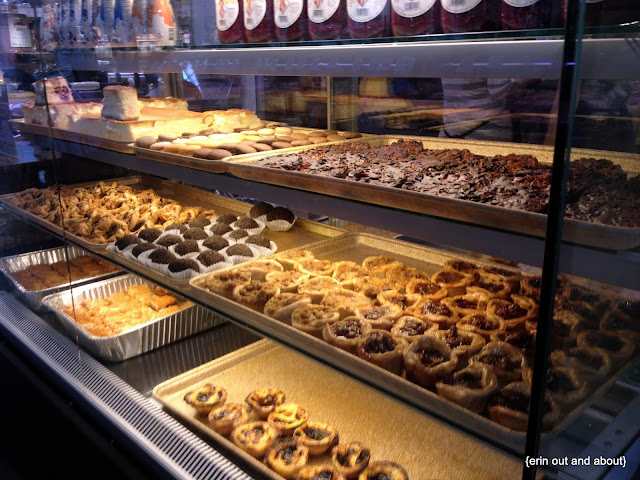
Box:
[413,298,460,328]
[357,461,409,480]
[323,317,373,354]
[441,292,490,317]
[376,290,422,313]
[435,363,499,413]
[469,341,527,385]
[231,421,280,458]
[403,335,458,389]
[232,280,280,312]
[321,290,373,320]
[331,442,371,479]
[296,465,347,480]
[296,258,336,277]
[208,403,250,436]
[431,269,474,296]
[457,311,506,340]
[405,278,448,301]
[356,329,408,375]
[355,304,403,330]
[293,421,339,456]
[263,293,313,323]
[265,440,310,479]
[205,270,252,298]
[435,326,486,363]
[391,315,439,342]
[298,276,342,303]
[291,304,341,338]
[245,388,286,419]
[265,270,310,293]
[267,403,309,436]
[183,384,227,415]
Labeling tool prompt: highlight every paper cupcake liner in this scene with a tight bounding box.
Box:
[155,232,185,245]
[137,248,158,265]
[198,260,233,274]
[221,231,243,244]
[168,244,201,260]
[166,267,200,280]
[230,218,265,236]
[266,217,296,232]
[243,241,277,257]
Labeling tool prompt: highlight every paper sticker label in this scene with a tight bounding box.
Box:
[503,0,539,7]
[216,0,240,31]
[274,0,304,28]
[308,0,341,24]
[441,0,482,14]
[244,0,267,30]
[347,0,387,23]
[391,0,436,18]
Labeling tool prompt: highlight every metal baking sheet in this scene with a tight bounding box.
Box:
[10,119,134,153]
[0,245,123,311]
[223,136,640,250]
[189,232,638,451]
[153,339,523,480]
[41,273,224,362]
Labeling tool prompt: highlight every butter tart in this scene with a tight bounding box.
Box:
[376,290,422,313]
[441,292,490,317]
[374,264,430,291]
[436,363,499,413]
[488,298,535,330]
[488,381,558,431]
[544,366,589,410]
[562,284,610,315]
[291,304,341,338]
[331,442,371,479]
[467,277,511,300]
[431,269,474,296]
[444,259,479,275]
[332,261,368,288]
[511,294,538,312]
[563,301,601,330]
[232,280,280,312]
[352,275,397,300]
[457,312,506,340]
[491,327,536,364]
[268,403,309,436]
[296,258,336,277]
[469,342,527,385]
[321,290,374,319]
[405,278,448,302]
[263,293,313,323]
[436,325,486,363]
[298,276,342,303]
[205,270,252,298]
[265,440,310,479]
[276,249,315,270]
[519,275,543,300]
[297,465,346,480]
[543,310,582,349]
[413,298,460,328]
[600,308,640,338]
[478,266,521,292]
[362,255,400,272]
[265,270,310,293]
[356,329,408,375]
[355,304,403,330]
[323,317,373,354]
[293,421,339,456]
[208,403,251,436]
[357,461,409,480]
[577,330,635,367]
[391,315,439,342]
[183,383,227,415]
[246,388,286,419]
[231,421,280,458]
[234,259,284,281]
[550,346,612,382]
[403,335,458,389]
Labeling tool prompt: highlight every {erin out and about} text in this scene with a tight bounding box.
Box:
[525,456,627,468]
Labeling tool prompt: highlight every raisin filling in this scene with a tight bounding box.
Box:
[482,352,521,370]
[337,448,368,467]
[398,319,426,336]
[363,332,396,354]
[449,261,477,273]
[468,314,497,330]
[454,299,480,310]
[568,349,603,370]
[496,304,528,320]
[417,348,446,367]
[499,330,535,350]
[487,267,515,277]
[304,426,329,441]
[363,306,391,320]
[369,474,393,480]
[276,444,299,463]
[389,295,411,309]
[491,389,530,413]
[249,426,265,440]
[443,372,483,389]
[444,326,472,347]
[413,282,442,295]
[333,320,362,339]
[472,280,503,293]
[421,301,453,317]
[436,271,464,284]
[586,332,623,352]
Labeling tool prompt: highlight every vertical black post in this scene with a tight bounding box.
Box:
[521,1,585,479]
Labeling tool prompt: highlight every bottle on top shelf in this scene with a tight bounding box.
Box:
[391,0,441,36]
[440,0,500,33]
[347,0,391,37]
[500,0,554,30]
[244,0,276,42]
[308,0,348,39]
[274,0,309,41]
[216,0,246,43]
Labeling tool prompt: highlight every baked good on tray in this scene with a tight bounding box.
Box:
[293,422,339,456]
[208,403,251,435]
[183,384,227,415]
[331,442,371,479]
[231,421,280,458]
[265,440,310,479]
[357,461,409,480]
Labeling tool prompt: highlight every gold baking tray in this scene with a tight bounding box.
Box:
[223,135,640,250]
[10,118,134,153]
[189,232,639,451]
[153,339,523,480]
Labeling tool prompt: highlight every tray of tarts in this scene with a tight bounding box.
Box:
[153,339,524,480]
[222,135,640,250]
[188,233,640,451]
[41,273,224,361]
[0,245,122,311]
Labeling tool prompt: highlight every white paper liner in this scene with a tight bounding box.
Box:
[242,240,277,257]
[222,231,245,244]
[223,245,258,265]
[266,217,296,232]
[208,224,235,237]
[231,218,265,235]
[162,228,188,237]
[166,263,201,280]
[155,232,185,247]
[197,260,233,274]
[168,243,202,259]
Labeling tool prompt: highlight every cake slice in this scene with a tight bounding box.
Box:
[138,96,188,110]
[33,76,74,106]
[101,86,141,121]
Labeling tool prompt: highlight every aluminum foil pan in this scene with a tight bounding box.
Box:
[42,273,224,362]
[0,245,123,311]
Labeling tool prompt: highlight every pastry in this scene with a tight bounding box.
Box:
[331,443,371,479]
[490,326,536,364]
[444,259,478,274]
[374,264,430,290]
[487,298,535,330]
[208,403,251,436]
[469,341,527,385]
[403,335,458,388]
[298,276,342,303]
[267,403,309,435]
[352,276,397,299]
[562,284,610,315]
[357,461,409,480]
[405,278,448,302]
[355,304,403,330]
[323,317,372,354]
[540,310,582,350]
[296,465,346,480]
[265,270,310,293]
[549,346,612,382]
[234,259,284,281]
[488,382,558,432]
[183,384,227,415]
[391,315,439,342]
[563,301,603,330]
[362,255,400,272]
[101,85,140,121]
[232,280,280,312]
[263,293,313,323]
[321,290,374,320]
[332,261,368,288]
[441,292,490,317]
[245,388,286,419]
[205,270,252,297]
[231,421,280,458]
[466,276,511,300]
[276,249,315,270]
[413,299,460,328]
[357,329,408,375]
[296,258,336,277]
[544,366,589,410]
[265,441,309,479]
[376,290,422,313]
[600,308,640,338]
[266,207,296,231]
[436,363,499,413]
[431,269,474,296]
[457,312,506,340]
[478,266,522,292]
[577,330,635,367]
[293,422,339,456]
[291,304,341,338]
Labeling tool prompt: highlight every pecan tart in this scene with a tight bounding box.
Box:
[457,312,506,340]
[544,366,589,410]
[577,330,635,367]
[488,381,558,431]
[550,346,612,382]
[268,403,309,436]
[298,276,342,303]
[205,270,252,298]
[355,303,403,330]
[375,264,430,291]
[231,421,280,458]
[478,266,521,292]
[405,278,448,302]
[276,249,315,270]
[322,290,374,319]
[467,276,511,300]
[376,290,422,313]
[297,465,346,480]
[469,341,527,385]
[183,384,227,415]
[232,280,280,312]
[234,259,284,281]
[263,292,313,323]
[332,261,368,288]
[362,255,401,272]
[265,440,310,479]
[352,275,397,300]
[436,363,499,413]
[413,298,460,328]
[331,442,371,479]
[357,329,408,375]
[208,403,251,436]
[246,387,286,419]
[436,325,486,363]
[296,258,336,277]
[444,259,479,275]
[292,304,341,338]
[488,299,535,330]
[441,292,490,317]
[323,317,373,354]
[293,421,339,456]
[265,270,310,293]
[357,461,409,480]
[519,275,543,300]
[404,335,458,389]
[431,269,474,296]
[391,315,439,342]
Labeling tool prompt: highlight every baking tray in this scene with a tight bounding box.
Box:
[153,339,523,480]
[0,245,123,311]
[224,135,640,250]
[189,232,638,451]
[10,118,134,153]
[41,273,224,362]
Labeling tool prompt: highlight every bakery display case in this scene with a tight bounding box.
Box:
[1,1,639,478]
